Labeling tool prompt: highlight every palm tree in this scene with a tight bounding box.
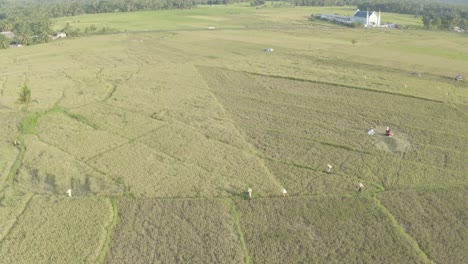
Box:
[0,34,9,49]
[17,84,31,104]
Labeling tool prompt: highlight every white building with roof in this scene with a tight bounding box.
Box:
[352,9,381,27]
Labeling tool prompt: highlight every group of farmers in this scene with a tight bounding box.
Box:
[247,127,397,199]
[58,126,396,198]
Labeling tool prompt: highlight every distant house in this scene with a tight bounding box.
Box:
[0,31,15,39]
[316,9,383,27]
[52,32,67,40]
[352,9,381,27]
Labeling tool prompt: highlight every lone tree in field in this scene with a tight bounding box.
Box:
[17,84,32,104]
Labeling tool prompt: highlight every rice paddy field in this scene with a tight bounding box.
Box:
[0,3,467,263]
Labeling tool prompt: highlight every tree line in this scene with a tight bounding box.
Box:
[1,0,467,49]
[0,0,204,48]
[0,0,197,18]
[290,0,468,30]
[356,1,468,30]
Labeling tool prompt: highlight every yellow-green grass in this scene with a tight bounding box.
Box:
[88,133,280,198]
[106,198,245,263]
[53,4,423,32]
[0,4,466,263]
[378,186,468,264]
[16,135,123,196]
[71,104,167,140]
[201,67,466,191]
[0,188,32,242]
[236,195,428,263]
[53,4,257,32]
[36,111,128,161]
[0,113,22,184]
[0,195,114,263]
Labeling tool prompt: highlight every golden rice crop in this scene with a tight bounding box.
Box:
[378,186,468,264]
[36,112,128,161]
[106,198,245,263]
[0,195,113,263]
[16,135,123,196]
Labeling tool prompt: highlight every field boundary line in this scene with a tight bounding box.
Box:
[197,66,447,103]
[244,124,465,174]
[6,138,25,185]
[212,81,468,127]
[196,66,283,189]
[96,198,119,264]
[0,193,34,244]
[220,198,251,264]
[372,197,434,264]
[103,84,117,102]
[244,71,445,103]
[1,76,7,96]
[32,136,126,194]
[101,67,137,102]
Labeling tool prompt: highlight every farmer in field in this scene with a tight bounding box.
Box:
[358,182,364,193]
[385,127,394,137]
[282,188,287,198]
[248,188,252,199]
[325,164,332,174]
[66,189,72,197]
[367,128,375,135]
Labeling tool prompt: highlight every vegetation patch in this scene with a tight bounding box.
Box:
[36,112,127,161]
[236,196,424,263]
[16,135,123,196]
[20,113,39,135]
[71,104,166,139]
[200,67,466,191]
[378,187,468,264]
[0,195,113,263]
[0,4,466,263]
[106,198,245,263]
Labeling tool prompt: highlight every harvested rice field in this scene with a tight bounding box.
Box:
[0,3,467,263]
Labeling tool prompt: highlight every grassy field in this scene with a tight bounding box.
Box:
[236,196,427,263]
[0,195,113,263]
[378,187,468,264]
[0,3,467,263]
[106,198,246,263]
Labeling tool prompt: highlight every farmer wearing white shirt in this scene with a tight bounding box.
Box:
[358,182,364,193]
[282,188,287,198]
[248,188,252,199]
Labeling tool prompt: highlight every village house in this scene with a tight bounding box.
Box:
[352,9,381,27]
[52,32,67,40]
[316,9,384,28]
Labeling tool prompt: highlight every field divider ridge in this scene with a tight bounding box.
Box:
[220,198,251,264]
[6,135,25,185]
[244,71,445,103]
[196,65,284,189]
[96,197,119,263]
[372,197,434,264]
[0,193,34,244]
